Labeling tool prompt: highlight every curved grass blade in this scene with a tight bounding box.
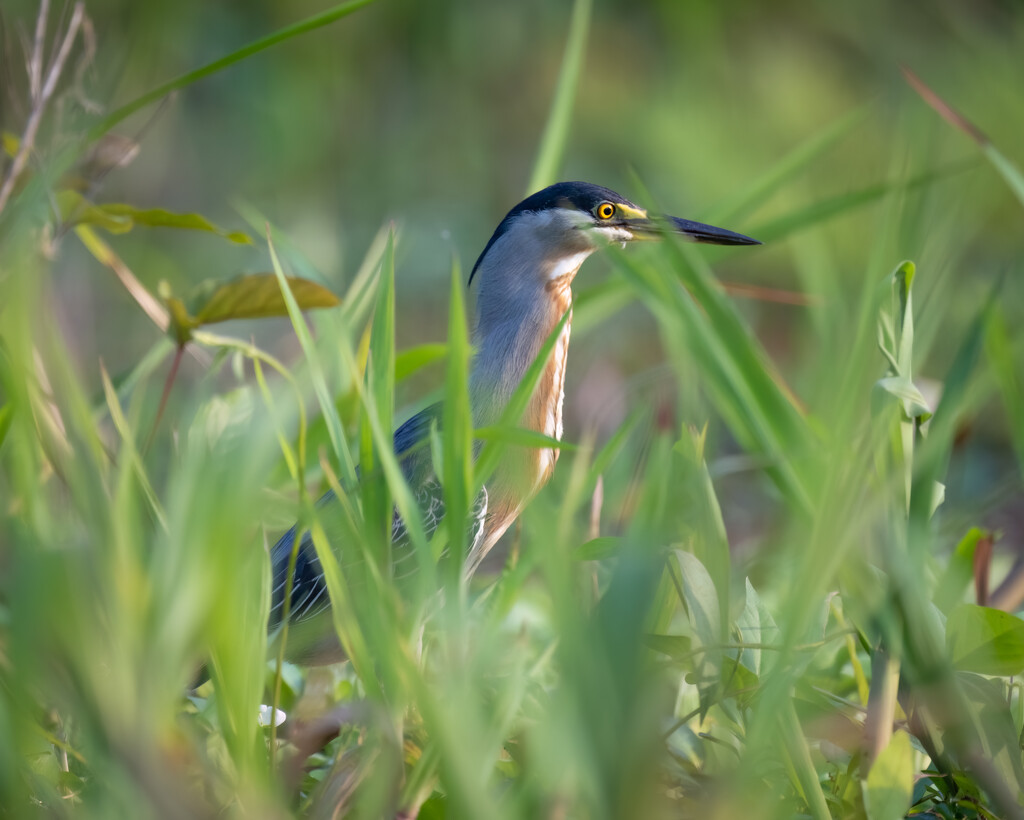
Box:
[442,255,474,586]
[526,0,592,193]
[90,0,378,140]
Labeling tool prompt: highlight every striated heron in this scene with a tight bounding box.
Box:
[268,181,759,660]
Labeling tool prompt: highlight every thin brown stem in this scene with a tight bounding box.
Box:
[28,0,49,102]
[144,343,184,455]
[0,1,84,216]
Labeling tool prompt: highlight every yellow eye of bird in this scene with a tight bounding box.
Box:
[596,202,615,220]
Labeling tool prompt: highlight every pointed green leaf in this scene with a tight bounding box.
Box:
[443,254,474,582]
[750,162,974,242]
[91,0,379,140]
[98,204,252,243]
[874,376,932,420]
[359,230,396,560]
[864,731,914,820]
[947,604,1024,676]
[527,0,592,192]
[190,273,339,325]
[474,425,576,452]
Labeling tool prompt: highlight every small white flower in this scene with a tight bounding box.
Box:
[258,705,287,728]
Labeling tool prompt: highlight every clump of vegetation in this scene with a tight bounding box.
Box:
[1,1,1023,818]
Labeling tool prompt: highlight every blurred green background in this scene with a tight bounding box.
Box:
[13,0,1019,555]
[4,0,1024,816]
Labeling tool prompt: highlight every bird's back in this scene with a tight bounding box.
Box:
[267,402,488,654]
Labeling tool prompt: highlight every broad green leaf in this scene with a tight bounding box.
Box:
[671,550,721,716]
[719,655,759,703]
[736,578,778,676]
[864,730,914,820]
[191,273,339,324]
[672,551,721,646]
[674,426,731,636]
[947,604,1024,676]
[958,673,1024,796]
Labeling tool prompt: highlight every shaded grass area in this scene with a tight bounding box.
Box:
[2,1,1024,817]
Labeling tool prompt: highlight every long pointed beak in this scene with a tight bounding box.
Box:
[627,215,761,246]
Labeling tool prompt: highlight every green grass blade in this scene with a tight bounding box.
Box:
[749,160,975,243]
[982,143,1024,210]
[266,230,358,487]
[442,255,474,587]
[705,106,867,224]
[612,242,815,513]
[526,0,592,193]
[90,0,378,140]
[986,306,1024,475]
[360,229,397,562]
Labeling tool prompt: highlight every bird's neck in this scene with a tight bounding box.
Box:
[466,232,592,552]
[470,278,574,438]
[469,278,573,534]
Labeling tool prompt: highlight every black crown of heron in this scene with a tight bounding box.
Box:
[267,181,759,659]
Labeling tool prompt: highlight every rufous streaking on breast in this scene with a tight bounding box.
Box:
[466,182,760,557]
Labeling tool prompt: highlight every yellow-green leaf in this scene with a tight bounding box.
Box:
[947,604,1024,676]
[57,190,133,233]
[98,204,252,244]
[863,731,913,820]
[2,132,19,157]
[190,273,339,325]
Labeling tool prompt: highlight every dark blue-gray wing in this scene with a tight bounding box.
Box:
[268,403,488,631]
[390,479,489,581]
[268,490,337,630]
